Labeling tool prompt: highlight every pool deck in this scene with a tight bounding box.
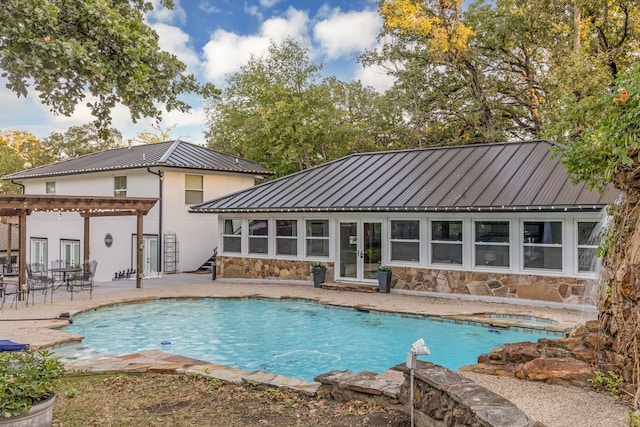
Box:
[1,273,630,427]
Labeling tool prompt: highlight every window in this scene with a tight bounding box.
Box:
[185,175,203,204]
[577,221,601,273]
[45,182,55,194]
[523,221,562,271]
[475,221,510,267]
[431,221,462,265]
[306,220,329,257]
[114,176,127,196]
[249,219,268,254]
[276,220,297,256]
[223,219,242,253]
[390,220,420,262]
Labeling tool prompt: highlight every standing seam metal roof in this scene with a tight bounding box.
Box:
[189,140,619,213]
[2,140,271,180]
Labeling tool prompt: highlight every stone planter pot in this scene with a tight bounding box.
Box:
[378,271,392,293]
[312,267,326,288]
[0,394,55,427]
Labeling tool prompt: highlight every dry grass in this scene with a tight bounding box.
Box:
[53,373,409,426]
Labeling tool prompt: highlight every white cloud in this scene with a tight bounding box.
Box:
[259,0,282,7]
[198,1,222,14]
[313,9,382,60]
[150,23,201,71]
[355,64,396,93]
[202,7,309,84]
[146,0,187,26]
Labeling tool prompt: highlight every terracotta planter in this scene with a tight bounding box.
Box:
[0,394,55,427]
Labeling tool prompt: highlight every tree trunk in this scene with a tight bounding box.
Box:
[599,187,640,406]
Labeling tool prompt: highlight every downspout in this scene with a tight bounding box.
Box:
[146,168,163,273]
[11,180,25,194]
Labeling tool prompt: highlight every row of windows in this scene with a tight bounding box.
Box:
[224,219,330,257]
[45,174,204,204]
[222,218,602,274]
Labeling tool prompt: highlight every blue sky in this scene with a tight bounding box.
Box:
[0,0,393,145]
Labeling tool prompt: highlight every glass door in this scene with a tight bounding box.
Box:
[338,221,382,281]
[31,238,48,267]
[133,235,159,275]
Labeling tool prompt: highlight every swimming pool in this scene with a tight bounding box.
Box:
[59,298,553,382]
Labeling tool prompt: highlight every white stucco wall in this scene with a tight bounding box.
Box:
[21,168,257,282]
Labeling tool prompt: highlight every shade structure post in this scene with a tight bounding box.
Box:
[136,211,143,288]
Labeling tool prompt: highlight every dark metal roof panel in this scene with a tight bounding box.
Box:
[190,141,619,213]
[3,140,271,180]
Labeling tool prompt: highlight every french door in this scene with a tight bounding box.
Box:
[31,238,48,267]
[338,221,382,281]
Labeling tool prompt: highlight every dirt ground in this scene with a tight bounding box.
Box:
[53,373,410,426]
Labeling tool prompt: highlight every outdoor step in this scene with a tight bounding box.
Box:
[322,282,379,293]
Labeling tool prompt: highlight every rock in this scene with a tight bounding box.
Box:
[517,283,563,302]
[503,342,540,363]
[466,281,492,296]
[523,358,594,383]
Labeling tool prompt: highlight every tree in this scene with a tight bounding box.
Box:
[363,0,640,145]
[0,130,53,193]
[557,62,640,406]
[0,0,214,135]
[43,124,123,159]
[205,39,400,176]
[135,123,178,144]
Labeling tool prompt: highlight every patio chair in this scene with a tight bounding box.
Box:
[0,274,19,310]
[26,263,54,305]
[67,260,97,300]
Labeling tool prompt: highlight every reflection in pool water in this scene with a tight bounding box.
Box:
[59,298,552,381]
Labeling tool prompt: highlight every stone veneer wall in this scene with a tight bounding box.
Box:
[218,256,598,305]
[218,256,335,283]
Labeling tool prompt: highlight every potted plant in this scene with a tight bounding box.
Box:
[377,265,392,293]
[0,350,65,427]
[312,262,326,288]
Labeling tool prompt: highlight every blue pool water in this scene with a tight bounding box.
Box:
[60,298,551,381]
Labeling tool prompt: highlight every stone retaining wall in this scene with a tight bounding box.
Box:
[218,256,598,305]
[315,363,541,427]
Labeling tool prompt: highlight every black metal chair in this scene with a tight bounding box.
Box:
[26,263,54,305]
[0,274,19,310]
[67,260,97,300]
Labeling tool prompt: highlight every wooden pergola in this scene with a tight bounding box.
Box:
[0,194,158,289]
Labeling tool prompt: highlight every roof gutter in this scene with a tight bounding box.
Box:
[147,167,164,273]
[10,180,24,194]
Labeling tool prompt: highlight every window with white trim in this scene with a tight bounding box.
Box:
[577,221,601,273]
[306,220,329,257]
[223,219,242,253]
[523,221,562,270]
[431,220,462,265]
[249,219,268,254]
[276,219,297,256]
[474,221,510,267]
[114,176,127,196]
[390,220,419,262]
[45,182,55,194]
[185,174,203,204]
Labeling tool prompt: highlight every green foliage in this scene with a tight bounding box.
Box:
[313,262,326,269]
[378,265,392,272]
[555,63,640,192]
[627,410,640,427]
[0,350,65,417]
[588,370,623,395]
[205,39,402,176]
[0,0,214,134]
[43,123,124,160]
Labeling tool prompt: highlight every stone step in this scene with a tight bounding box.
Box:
[322,282,380,293]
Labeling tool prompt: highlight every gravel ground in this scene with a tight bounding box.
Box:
[0,274,633,426]
[460,371,631,427]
